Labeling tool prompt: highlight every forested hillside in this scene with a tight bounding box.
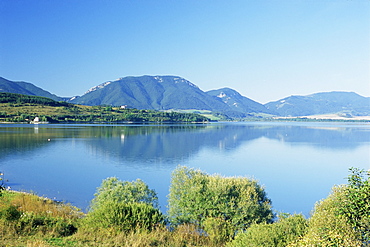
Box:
[0,77,63,101]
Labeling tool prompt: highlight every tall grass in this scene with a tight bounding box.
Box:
[71,224,219,247]
[0,190,224,246]
[0,190,82,245]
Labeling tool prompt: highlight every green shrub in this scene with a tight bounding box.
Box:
[289,168,369,246]
[85,177,164,233]
[203,217,233,244]
[90,177,159,211]
[228,214,307,247]
[339,167,370,243]
[168,166,273,237]
[83,201,164,232]
[1,205,22,221]
[289,186,362,246]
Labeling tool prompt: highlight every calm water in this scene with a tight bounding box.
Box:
[1,122,369,216]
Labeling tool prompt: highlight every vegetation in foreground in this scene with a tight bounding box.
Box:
[0,167,369,246]
[0,92,210,123]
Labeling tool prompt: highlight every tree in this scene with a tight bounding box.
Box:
[85,177,163,232]
[90,177,159,211]
[289,186,362,246]
[167,166,273,236]
[339,167,370,244]
[289,168,369,246]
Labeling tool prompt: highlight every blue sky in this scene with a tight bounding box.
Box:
[0,0,369,103]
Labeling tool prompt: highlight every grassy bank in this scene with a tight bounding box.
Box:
[0,190,219,247]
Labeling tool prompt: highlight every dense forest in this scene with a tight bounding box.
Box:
[0,92,210,123]
[0,166,369,246]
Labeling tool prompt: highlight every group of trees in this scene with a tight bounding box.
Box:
[168,166,274,240]
[82,166,369,246]
[0,92,70,107]
[82,166,274,245]
[1,166,368,246]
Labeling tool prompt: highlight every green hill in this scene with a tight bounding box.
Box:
[0,77,64,101]
[0,92,210,123]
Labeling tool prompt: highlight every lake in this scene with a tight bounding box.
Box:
[0,122,369,217]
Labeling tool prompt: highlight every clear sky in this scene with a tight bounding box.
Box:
[0,0,369,103]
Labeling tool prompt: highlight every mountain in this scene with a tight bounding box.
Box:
[265,91,370,117]
[70,75,233,111]
[2,75,369,119]
[206,88,271,117]
[0,77,63,101]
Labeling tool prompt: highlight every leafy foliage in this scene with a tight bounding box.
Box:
[203,217,234,244]
[339,168,370,243]
[84,201,164,232]
[168,166,274,236]
[289,186,362,246]
[90,177,159,211]
[1,167,369,246]
[290,168,370,246]
[228,214,307,247]
[84,177,164,233]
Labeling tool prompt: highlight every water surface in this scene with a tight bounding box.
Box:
[1,122,369,216]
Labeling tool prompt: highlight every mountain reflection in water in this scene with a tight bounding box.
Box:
[0,122,369,215]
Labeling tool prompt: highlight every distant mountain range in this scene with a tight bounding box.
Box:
[1,75,369,118]
[265,92,370,117]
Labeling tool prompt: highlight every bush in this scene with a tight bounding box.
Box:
[168,166,273,237]
[83,201,164,232]
[289,186,362,246]
[85,177,164,233]
[1,205,22,221]
[90,177,159,211]
[339,167,370,243]
[203,217,234,244]
[17,212,77,237]
[228,214,307,247]
[289,168,369,246]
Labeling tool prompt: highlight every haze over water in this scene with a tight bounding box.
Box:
[1,122,369,216]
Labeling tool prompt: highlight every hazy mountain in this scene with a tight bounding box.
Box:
[206,88,271,116]
[265,91,370,117]
[0,77,63,101]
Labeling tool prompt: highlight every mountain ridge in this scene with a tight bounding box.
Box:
[1,75,369,118]
[0,77,63,101]
[265,91,370,117]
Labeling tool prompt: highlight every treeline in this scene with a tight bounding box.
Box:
[0,166,369,246]
[0,92,71,107]
[0,92,210,123]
